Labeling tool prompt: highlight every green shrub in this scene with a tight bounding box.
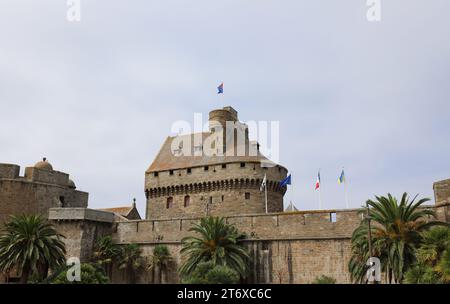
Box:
[51,263,109,284]
[182,261,239,284]
[312,275,336,284]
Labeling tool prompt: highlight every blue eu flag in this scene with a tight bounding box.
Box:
[280,174,291,187]
[217,82,224,94]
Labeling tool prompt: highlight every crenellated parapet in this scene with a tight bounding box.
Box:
[147,177,285,199]
[0,159,88,226]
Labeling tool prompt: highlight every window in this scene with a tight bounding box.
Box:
[169,170,174,175]
[204,166,209,171]
[187,168,192,174]
[184,195,190,207]
[209,196,213,204]
[166,197,173,209]
[221,164,227,169]
[154,172,159,177]
[245,192,250,200]
[240,162,245,168]
[59,196,65,207]
[221,195,224,202]
[330,212,337,223]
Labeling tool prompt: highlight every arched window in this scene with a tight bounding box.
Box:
[166,197,173,209]
[184,195,190,207]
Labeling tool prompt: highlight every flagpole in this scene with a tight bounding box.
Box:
[342,167,349,209]
[290,171,293,211]
[319,185,322,210]
[344,180,349,209]
[265,180,268,213]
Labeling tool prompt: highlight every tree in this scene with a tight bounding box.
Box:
[92,235,120,278]
[182,261,239,284]
[0,215,66,283]
[405,226,450,284]
[117,244,144,283]
[179,217,250,279]
[348,193,447,284]
[51,263,109,284]
[148,244,172,283]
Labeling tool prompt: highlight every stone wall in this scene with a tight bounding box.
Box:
[111,203,449,284]
[0,179,88,226]
[109,238,352,284]
[146,162,287,219]
[111,209,362,283]
[49,208,114,262]
[434,179,450,205]
[0,163,88,228]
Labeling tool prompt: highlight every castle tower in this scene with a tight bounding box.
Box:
[144,106,288,220]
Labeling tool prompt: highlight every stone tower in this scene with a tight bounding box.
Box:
[0,158,88,226]
[144,106,288,219]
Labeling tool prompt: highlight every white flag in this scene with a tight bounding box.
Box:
[260,174,267,192]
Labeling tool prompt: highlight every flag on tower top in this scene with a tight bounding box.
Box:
[338,169,345,184]
[315,171,321,190]
[217,82,224,94]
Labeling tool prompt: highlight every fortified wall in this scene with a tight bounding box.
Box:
[0,159,88,227]
[110,198,450,284]
[110,208,362,283]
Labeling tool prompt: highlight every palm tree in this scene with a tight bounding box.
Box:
[148,244,172,283]
[405,226,450,283]
[348,193,447,284]
[416,226,450,266]
[117,244,143,283]
[179,217,250,279]
[0,215,66,283]
[92,235,120,278]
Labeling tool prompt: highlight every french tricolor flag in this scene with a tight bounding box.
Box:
[315,171,321,190]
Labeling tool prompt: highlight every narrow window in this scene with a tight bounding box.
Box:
[169,170,174,176]
[154,172,159,177]
[204,166,209,171]
[330,212,337,223]
[221,164,227,169]
[240,162,245,168]
[184,195,190,207]
[221,195,224,202]
[245,192,250,200]
[209,196,213,204]
[187,168,192,174]
[59,196,65,207]
[166,197,173,209]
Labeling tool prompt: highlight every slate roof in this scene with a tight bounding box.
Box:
[146,132,281,172]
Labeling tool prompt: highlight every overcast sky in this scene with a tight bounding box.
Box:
[1,1,449,216]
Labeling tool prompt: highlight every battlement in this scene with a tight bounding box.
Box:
[113,208,364,244]
[434,179,450,206]
[0,163,20,179]
[0,160,89,226]
[24,166,70,187]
